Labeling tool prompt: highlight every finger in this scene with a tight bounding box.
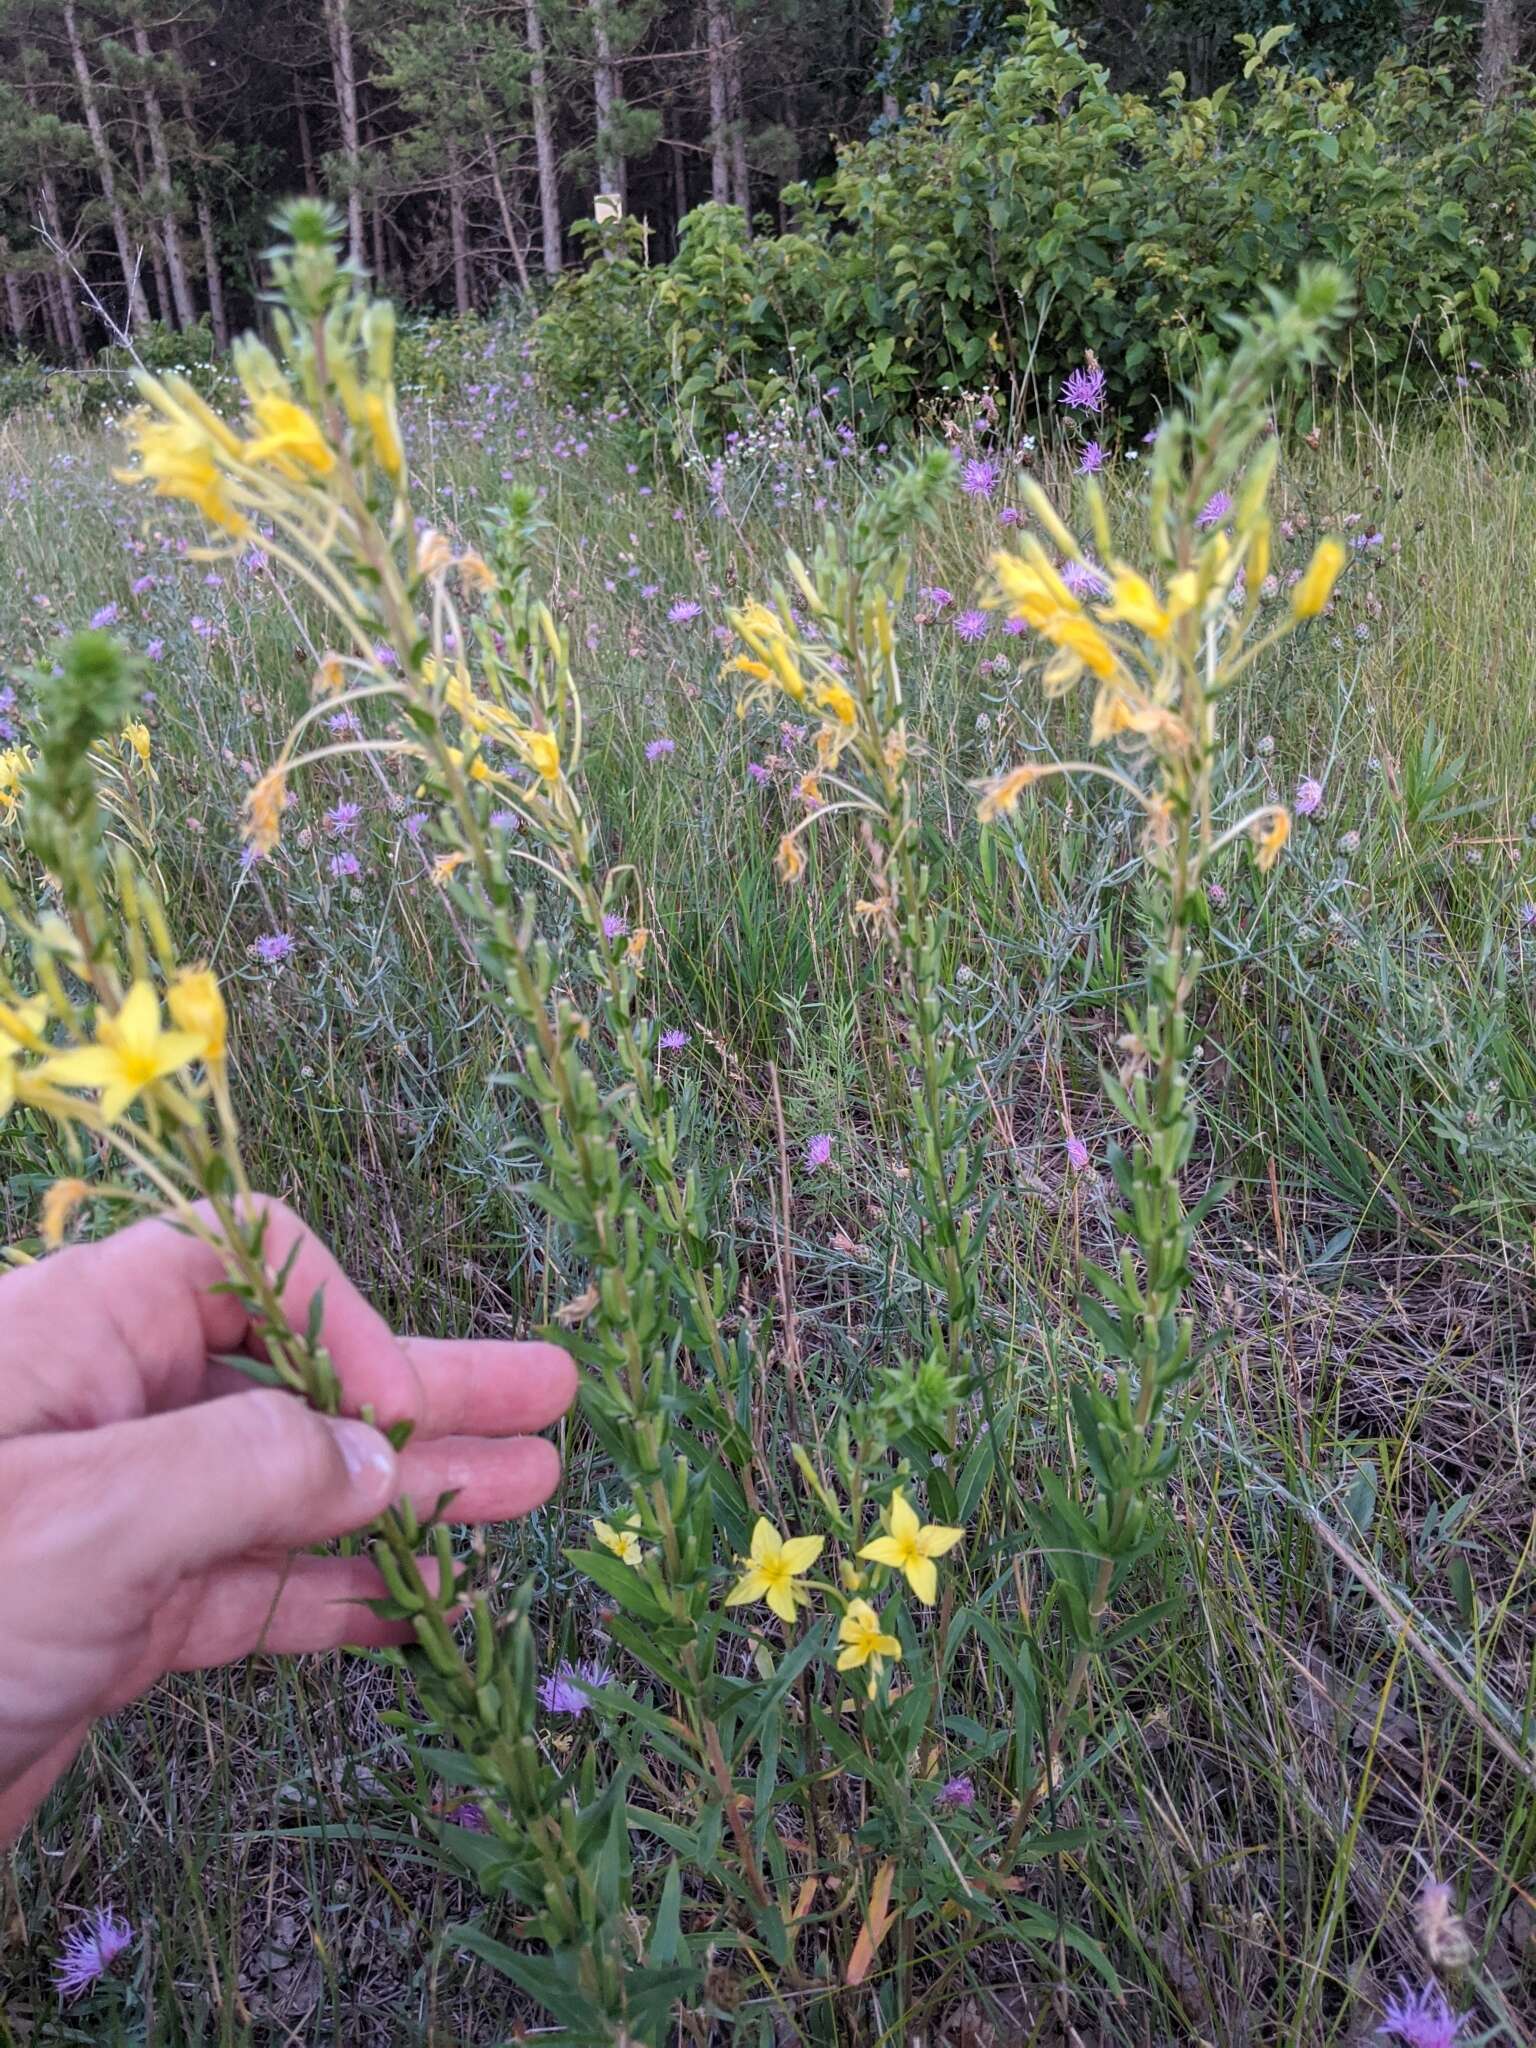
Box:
[395,1434,563,1524]
[25,1388,399,1598]
[396,1336,578,1438]
[167,1555,449,1667]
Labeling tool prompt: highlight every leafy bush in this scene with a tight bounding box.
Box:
[533,1,1536,440]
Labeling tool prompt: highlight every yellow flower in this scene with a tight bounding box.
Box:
[122,721,152,766]
[1095,562,1193,641]
[976,763,1046,823]
[458,551,495,595]
[775,832,805,883]
[363,390,404,480]
[592,1517,644,1567]
[1252,805,1290,873]
[167,967,227,1065]
[0,745,31,815]
[732,601,807,702]
[115,413,249,536]
[243,765,288,855]
[815,681,857,727]
[40,1178,90,1251]
[314,654,347,696]
[724,1517,824,1624]
[430,850,469,886]
[625,927,649,968]
[36,981,202,1124]
[416,528,453,580]
[835,1598,902,1692]
[857,1488,963,1605]
[521,729,561,782]
[0,996,48,1118]
[1291,537,1346,620]
[989,549,1118,680]
[244,394,335,478]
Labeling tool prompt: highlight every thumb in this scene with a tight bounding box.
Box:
[67,1389,400,1587]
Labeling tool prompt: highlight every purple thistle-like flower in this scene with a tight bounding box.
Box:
[1520,901,1536,929]
[537,1658,613,1716]
[1061,557,1109,600]
[488,807,522,832]
[1077,441,1105,476]
[402,810,430,839]
[90,602,120,630]
[53,1908,134,2000]
[953,608,990,642]
[922,585,953,611]
[1198,489,1233,530]
[444,1802,487,1832]
[937,1775,976,1810]
[804,1133,833,1172]
[190,614,213,640]
[1003,614,1029,636]
[1378,1982,1467,2047]
[1295,776,1325,817]
[254,932,295,964]
[645,736,676,761]
[328,851,361,880]
[1207,880,1228,909]
[1065,1135,1090,1173]
[602,911,628,940]
[327,709,361,736]
[998,505,1021,526]
[959,457,998,499]
[323,801,361,837]
[660,1027,690,1050]
[130,574,155,597]
[144,637,165,662]
[747,760,770,786]
[667,598,702,624]
[1059,363,1107,414]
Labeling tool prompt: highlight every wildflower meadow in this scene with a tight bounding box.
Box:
[3,180,1536,2048]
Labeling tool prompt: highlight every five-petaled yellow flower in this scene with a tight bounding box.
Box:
[836,1598,902,1693]
[857,1488,964,1604]
[37,981,202,1124]
[592,1517,644,1566]
[724,1517,824,1625]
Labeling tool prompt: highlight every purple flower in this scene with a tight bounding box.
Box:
[190,614,213,640]
[660,1027,690,1050]
[327,710,361,736]
[328,851,361,880]
[537,1658,613,1716]
[1520,901,1536,929]
[953,608,990,642]
[323,801,361,837]
[747,760,770,786]
[645,737,676,761]
[1065,1135,1090,1173]
[1003,614,1028,636]
[254,932,295,964]
[1207,880,1228,909]
[489,807,522,832]
[1198,490,1233,530]
[1378,1982,1467,2047]
[1295,777,1324,817]
[90,603,120,630]
[444,1802,486,1832]
[960,457,997,499]
[53,1908,134,1999]
[668,598,702,624]
[998,505,1021,526]
[1059,363,1107,414]
[402,810,429,839]
[922,586,953,611]
[936,1774,976,1810]
[130,574,155,597]
[1061,558,1109,600]
[602,911,628,940]
[1077,441,1105,476]
[144,637,165,662]
[640,583,660,599]
[804,1133,833,1172]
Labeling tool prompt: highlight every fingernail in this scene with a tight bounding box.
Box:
[325,1417,397,1496]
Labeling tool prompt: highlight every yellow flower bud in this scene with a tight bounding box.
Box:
[1290,537,1346,620]
[167,966,228,1065]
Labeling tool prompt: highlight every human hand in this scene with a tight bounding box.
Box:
[0,1197,576,1840]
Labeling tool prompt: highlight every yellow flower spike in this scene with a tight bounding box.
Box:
[835,1598,903,1695]
[150,371,248,460]
[35,981,202,1125]
[1291,537,1346,619]
[857,1488,964,1605]
[724,1517,824,1625]
[243,393,336,478]
[243,765,288,855]
[592,1517,644,1567]
[40,1178,90,1251]
[362,390,405,480]
[1246,518,1272,593]
[167,966,227,1065]
[122,721,152,766]
[1252,806,1291,873]
[976,763,1048,823]
[115,413,250,536]
[1097,564,1172,641]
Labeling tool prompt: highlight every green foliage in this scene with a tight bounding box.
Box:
[533,2,1536,441]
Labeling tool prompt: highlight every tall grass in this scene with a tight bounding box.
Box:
[1,344,1534,2042]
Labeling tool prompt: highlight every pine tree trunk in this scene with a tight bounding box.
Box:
[372,193,387,286]
[727,20,750,227]
[590,0,623,204]
[132,23,197,328]
[880,0,899,122]
[525,0,562,275]
[296,88,319,194]
[1480,0,1522,100]
[41,272,69,355]
[486,136,534,294]
[171,33,228,348]
[324,0,366,263]
[1,254,25,343]
[447,139,472,314]
[37,172,88,361]
[62,0,151,333]
[706,0,731,205]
